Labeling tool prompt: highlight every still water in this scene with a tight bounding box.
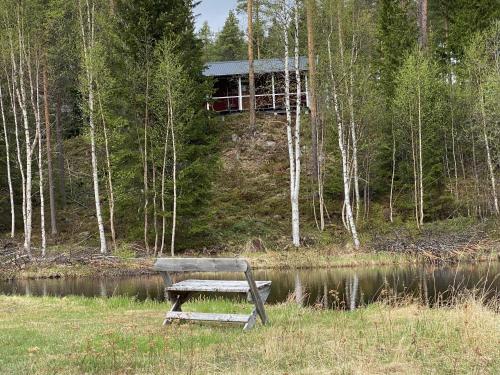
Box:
[1,262,498,309]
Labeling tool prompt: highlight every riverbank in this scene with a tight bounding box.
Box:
[0,295,498,374]
[1,242,498,281]
[1,239,499,281]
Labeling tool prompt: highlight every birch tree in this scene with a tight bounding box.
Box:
[276,0,302,247]
[0,77,15,238]
[152,40,193,256]
[42,59,57,235]
[78,0,107,254]
[463,24,500,215]
[11,17,39,256]
[306,0,325,231]
[325,4,360,249]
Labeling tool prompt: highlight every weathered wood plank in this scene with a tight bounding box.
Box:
[154,258,248,273]
[245,267,269,325]
[166,279,271,293]
[166,311,250,323]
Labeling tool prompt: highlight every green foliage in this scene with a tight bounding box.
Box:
[213,10,246,61]
[393,50,450,220]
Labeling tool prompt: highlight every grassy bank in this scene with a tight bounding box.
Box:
[0,295,498,374]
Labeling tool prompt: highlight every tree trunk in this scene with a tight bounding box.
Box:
[480,86,499,215]
[327,22,359,249]
[6,67,27,238]
[169,91,177,256]
[337,2,360,222]
[0,79,15,237]
[78,0,107,254]
[98,93,116,251]
[159,103,170,256]
[417,84,424,225]
[292,0,301,247]
[283,1,300,247]
[14,31,35,257]
[151,134,158,255]
[43,59,57,235]
[306,0,324,231]
[30,61,46,256]
[247,0,256,132]
[55,95,66,207]
[418,0,428,50]
[389,116,396,223]
[410,111,420,228]
[306,0,318,180]
[143,68,150,254]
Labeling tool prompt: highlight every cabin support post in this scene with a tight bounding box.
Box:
[271,73,276,110]
[305,73,310,108]
[238,76,243,111]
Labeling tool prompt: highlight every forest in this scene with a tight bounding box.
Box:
[0,0,499,258]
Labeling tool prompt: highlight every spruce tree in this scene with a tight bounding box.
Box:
[214,11,246,61]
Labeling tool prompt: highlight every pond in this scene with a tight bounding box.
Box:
[1,261,498,309]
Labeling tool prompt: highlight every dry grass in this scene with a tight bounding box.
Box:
[0,295,498,374]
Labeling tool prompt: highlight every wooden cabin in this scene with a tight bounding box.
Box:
[203,57,309,113]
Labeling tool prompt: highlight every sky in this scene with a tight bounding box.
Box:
[194,0,242,32]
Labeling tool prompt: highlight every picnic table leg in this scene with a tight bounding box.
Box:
[163,292,191,326]
[245,269,269,325]
[244,285,271,331]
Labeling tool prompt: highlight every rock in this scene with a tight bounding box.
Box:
[78,231,91,239]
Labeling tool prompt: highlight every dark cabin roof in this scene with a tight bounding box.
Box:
[203,57,308,77]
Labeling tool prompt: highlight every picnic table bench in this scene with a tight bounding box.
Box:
[153,258,272,331]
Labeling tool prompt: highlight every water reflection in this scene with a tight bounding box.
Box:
[0,262,498,310]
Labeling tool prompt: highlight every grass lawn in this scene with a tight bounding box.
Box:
[0,295,498,374]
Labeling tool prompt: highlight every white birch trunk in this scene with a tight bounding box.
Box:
[79,0,107,254]
[282,0,300,247]
[6,67,26,237]
[143,68,150,254]
[0,79,15,237]
[169,90,177,256]
[389,117,396,223]
[292,1,301,247]
[159,103,170,256]
[97,93,116,251]
[417,84,424,225]
[480,86,499,215]
[15,30,36,257]
[29,60,46,256]
[327,25,360,249]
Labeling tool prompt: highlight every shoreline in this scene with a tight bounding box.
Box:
[1,244,498,281]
